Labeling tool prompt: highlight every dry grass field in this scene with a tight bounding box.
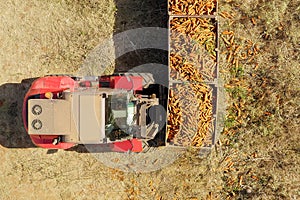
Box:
[0,0,299,199]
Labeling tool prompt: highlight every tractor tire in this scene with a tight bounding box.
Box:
[141,141,158,153]
[123,72,155,88]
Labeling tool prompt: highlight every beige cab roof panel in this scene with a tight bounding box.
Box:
[79,95,106,144]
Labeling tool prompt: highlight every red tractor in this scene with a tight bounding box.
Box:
[22,74,168,152]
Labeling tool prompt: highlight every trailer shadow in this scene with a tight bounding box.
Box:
[113,0,168,73]
[0,78,36,148]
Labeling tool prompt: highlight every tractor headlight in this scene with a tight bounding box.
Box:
[32,104,42,115]
[32,119,42,130]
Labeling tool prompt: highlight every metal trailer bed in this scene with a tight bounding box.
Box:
[167,0,223,155]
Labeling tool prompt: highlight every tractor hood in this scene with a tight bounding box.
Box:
[28,99,72,135]
[28,93,106,144]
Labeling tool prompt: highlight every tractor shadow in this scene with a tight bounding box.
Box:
[0,78,37,148]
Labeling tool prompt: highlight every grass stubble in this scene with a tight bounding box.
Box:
[0,0,299,199]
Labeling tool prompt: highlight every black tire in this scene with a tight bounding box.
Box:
[141,141,155,153]
[123,72,155,88]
